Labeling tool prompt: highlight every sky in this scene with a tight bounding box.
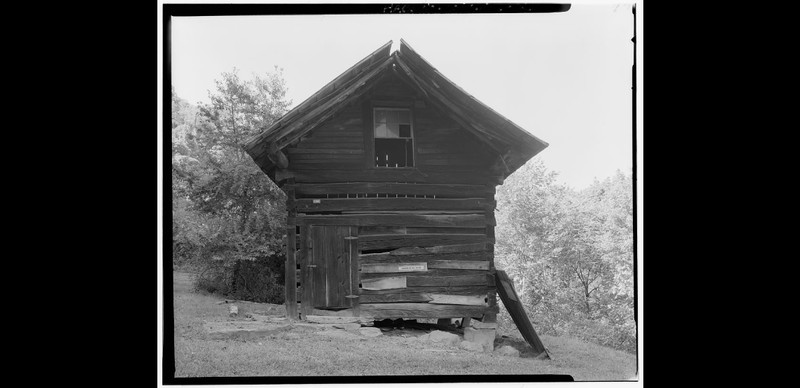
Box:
[169,2,636,190]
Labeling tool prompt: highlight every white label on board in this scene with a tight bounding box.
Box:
[398,264,426,271]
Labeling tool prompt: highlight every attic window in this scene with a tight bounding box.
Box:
[374,108,414,167]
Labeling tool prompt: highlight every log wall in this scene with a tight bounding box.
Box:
[283,72,500,322]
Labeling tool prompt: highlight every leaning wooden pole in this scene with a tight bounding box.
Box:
[495,270,549,358]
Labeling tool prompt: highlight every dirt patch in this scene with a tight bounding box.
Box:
[172,271,637,380]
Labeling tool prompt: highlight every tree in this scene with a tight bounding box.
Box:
[495,160,635,352]
[171,67,293,302]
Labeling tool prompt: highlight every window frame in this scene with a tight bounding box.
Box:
[370,106,416,169]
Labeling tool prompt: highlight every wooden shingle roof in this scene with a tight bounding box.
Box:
[243,39,548,179]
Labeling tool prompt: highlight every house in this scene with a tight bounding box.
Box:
[243,39,548,342]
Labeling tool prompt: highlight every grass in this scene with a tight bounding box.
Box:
[170,271,637,380]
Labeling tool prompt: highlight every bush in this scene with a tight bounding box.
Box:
[194,254,285,304]
[228,256,285,303]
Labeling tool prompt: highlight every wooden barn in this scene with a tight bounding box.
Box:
[243,40,548,343]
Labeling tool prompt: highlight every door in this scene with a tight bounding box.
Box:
[304,225,359,311]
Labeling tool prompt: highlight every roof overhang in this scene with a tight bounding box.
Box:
[243,39,548,179]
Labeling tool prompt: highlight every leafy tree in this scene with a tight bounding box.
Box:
[495,161,635,353]
[171,67,292,302]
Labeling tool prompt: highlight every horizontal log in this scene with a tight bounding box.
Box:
[425,294,488,306]
[359,303,498,319]
[358,293,488,305]
[359,293,434,303]
[289,153,365,161]
[360,262,428,273]
[309,308,359,317]
[290,162,364,170]
[305,315,371,324]
[409,274,495,287]
[295,197,493,212]
[428,260,490,270]
[359,285,491,295]
[390,242,488,255]
[282,169,503,185]
[268,143,289,170]
[287,148,364,155]
[361,274,492,288]
[359,251,492,264]
[417,157,490,167]
[405,227,487,235]
[359,225,407,235]
[294,214,487,227]
[295,141,365,149]
[289,182,494,198]
[341,210,488,215]
[305,130,362,138]
[358,234,488,251]
[360,269,490,280]
[360,276,406,290]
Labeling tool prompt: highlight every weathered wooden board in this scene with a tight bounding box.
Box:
[285,226,297,320]
[424,294,488,306]
[428,260,490,270]
[495,270,548,357]
[310,226,326,307]
[289,182,494,198]
[294,197,493,212]
[358,225,408,235]
[295,141,365,149]
[345,236,360,314]
[405,227,487,235]
[295,214,487,228]
[309,225,357,309]
[281,168,503,185]
[309,308,368,318]
[360,262,428,273]
[360,276,407,290]
[416,155,490,167]
[359,251,491,264]
[403,274,491,287]
[359,285,490,295]
[389,242,488,255]
[290,162,364,170]
[360,268,487,278]
[289,153,365,161]
[305,129,363,138]
[358,234,488,251]
[359,292,434,303]
[300,226,314,318]
[305,315,372,324]
[359,302,498,318]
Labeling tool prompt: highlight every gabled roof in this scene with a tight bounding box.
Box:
[243,39,548,179]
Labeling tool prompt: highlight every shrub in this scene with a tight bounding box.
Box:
[228,256,285,303]
[193,254,285,304]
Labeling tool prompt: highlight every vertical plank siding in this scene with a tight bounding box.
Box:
[285,226,297,320]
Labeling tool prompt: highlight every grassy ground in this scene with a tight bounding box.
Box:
[170,271,637,380]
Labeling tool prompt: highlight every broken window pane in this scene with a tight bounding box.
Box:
[398,124,411,138]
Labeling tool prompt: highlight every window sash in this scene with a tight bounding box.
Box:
[374,108,412,139]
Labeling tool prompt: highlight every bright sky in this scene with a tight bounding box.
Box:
[170,2,635,190]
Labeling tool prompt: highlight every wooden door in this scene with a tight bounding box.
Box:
[305,225,359,310]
